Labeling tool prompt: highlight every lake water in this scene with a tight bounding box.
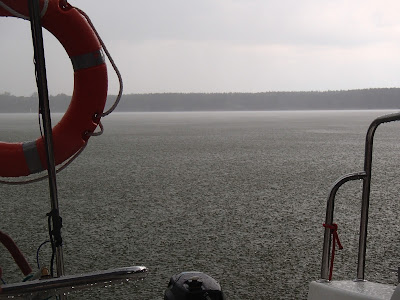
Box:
[1,110,400,299]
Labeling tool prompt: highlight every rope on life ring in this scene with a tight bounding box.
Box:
[0,0,108,178]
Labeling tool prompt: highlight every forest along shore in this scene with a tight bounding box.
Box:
[1,88,400,112]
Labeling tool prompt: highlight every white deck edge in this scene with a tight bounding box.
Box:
[308,280,397,300]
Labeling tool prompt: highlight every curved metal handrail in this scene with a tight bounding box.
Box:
[320,111,400,282]
[320,172,366,280]
[357,112,400,280]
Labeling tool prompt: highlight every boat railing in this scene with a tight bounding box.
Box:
[0,266,148,299]
[320,111,400,282]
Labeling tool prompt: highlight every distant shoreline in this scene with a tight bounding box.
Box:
[1,109,398,114]
[1,88,400,112]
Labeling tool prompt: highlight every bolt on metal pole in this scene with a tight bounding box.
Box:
[28,0,65,278]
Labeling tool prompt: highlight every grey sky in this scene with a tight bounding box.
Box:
[1,0,400,96]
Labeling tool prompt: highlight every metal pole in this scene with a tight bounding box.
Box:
[27,0,65,277]
[356,124,375,281]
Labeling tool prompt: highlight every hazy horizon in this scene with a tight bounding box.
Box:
[2,88,400,112]
[2,87,400,97]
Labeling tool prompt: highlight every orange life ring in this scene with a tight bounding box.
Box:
[0,0,107,177]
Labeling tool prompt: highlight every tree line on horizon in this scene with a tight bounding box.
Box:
[0,88,399,113]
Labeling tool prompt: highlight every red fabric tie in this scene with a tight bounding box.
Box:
[323,223,343,281]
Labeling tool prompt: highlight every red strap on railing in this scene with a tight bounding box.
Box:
[323,223,343,281]
[0,230,32,276]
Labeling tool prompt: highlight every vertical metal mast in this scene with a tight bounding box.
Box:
[28,0,65,277]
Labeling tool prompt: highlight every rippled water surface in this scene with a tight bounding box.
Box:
[1,110,400,299]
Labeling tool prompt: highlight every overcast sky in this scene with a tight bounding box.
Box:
[1,0,400,96]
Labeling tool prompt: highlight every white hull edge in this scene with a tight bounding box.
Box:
[308,280,398,300]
